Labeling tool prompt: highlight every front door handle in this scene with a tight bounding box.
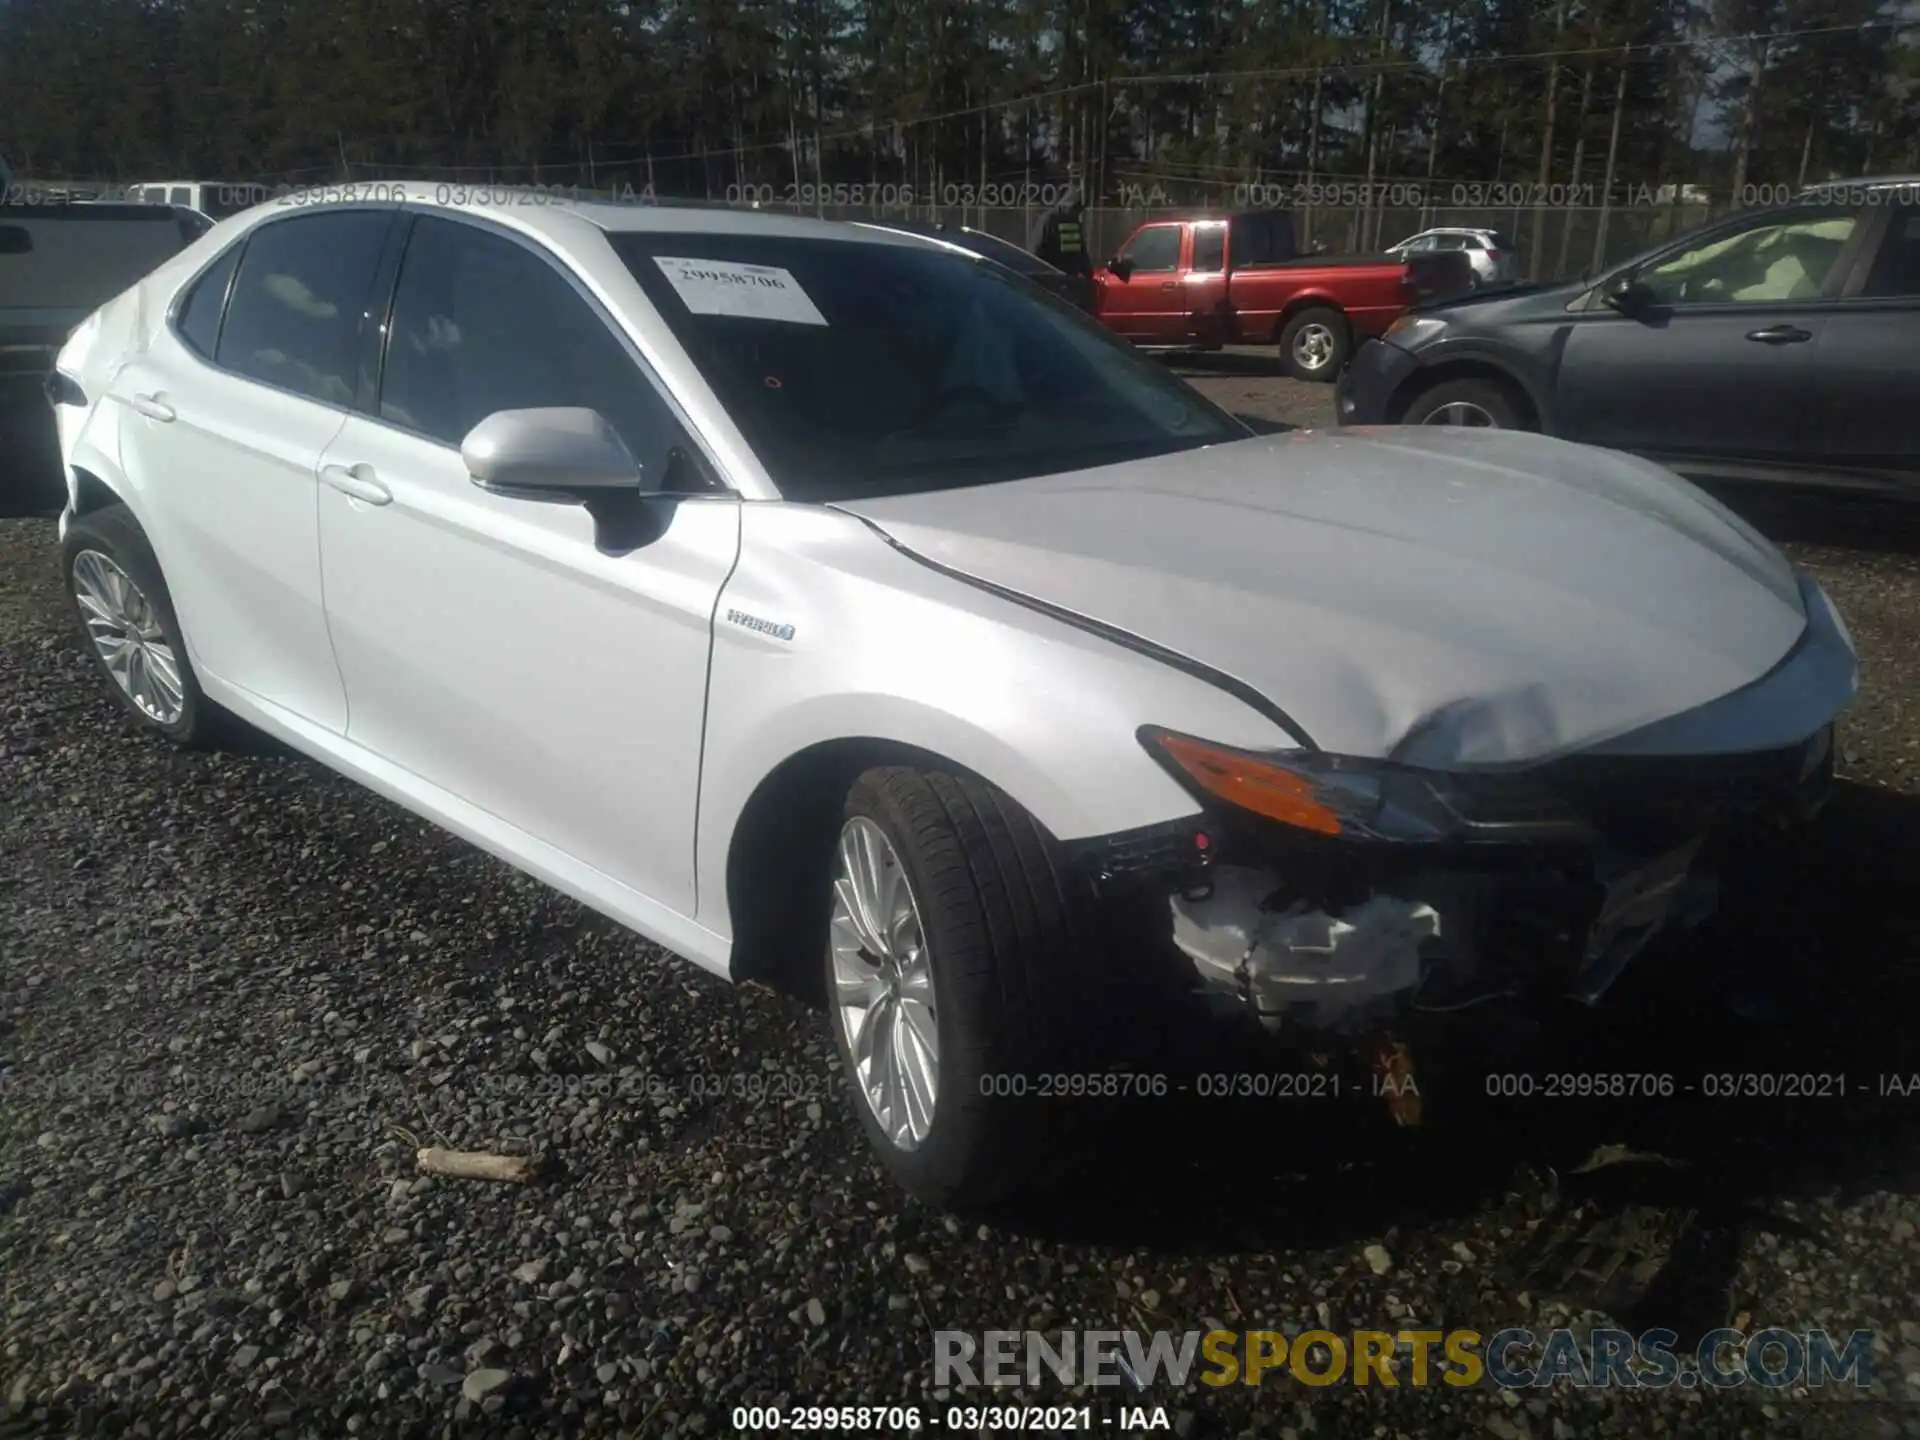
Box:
[320,462,392,506]
[1745,325,1813,345]
[1160,281,1180,291]
[128,392,176,422]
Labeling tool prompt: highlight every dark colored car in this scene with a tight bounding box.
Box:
[856,220,1098,314]
[1336,178,1920,491]
[2,202,210,515]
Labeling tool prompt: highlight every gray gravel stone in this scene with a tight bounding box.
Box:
[463,1368,511,1402]
[4,504,1920,1437]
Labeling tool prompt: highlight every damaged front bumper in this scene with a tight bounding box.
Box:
[1079,720,1835,1038]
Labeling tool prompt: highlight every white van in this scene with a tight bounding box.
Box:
[126,181,269,218]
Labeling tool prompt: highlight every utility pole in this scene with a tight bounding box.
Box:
[1591,52,1629,276]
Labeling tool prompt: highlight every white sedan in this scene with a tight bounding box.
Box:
[51,186,1856,1209]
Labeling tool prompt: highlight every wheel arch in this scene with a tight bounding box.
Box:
[1271,293,1349,342]
[722,735,1023,1005]
[69,463,126,518]
[1386,354,1547,429]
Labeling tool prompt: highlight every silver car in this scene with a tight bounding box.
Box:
[1387,228,1520,287]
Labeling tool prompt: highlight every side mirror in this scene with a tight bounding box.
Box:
[460,407,647,503]
[1107,255,1132,282]
[1604,272,1657,313]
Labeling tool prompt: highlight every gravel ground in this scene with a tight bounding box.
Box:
[5,390,1920,1439]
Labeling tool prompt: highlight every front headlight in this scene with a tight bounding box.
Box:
[1140,727,1594,845]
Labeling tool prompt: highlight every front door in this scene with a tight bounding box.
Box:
[1554,205,1865,468]
[315,213,739,917]
[1802,204,1920,488]
[1096,223,1189,343]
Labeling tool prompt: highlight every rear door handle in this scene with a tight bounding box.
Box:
[128,392,176,422]
[1745,325,1813,344]
[320,462,392,506]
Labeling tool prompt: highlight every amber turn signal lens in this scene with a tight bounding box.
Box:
[1151,732,1344,836]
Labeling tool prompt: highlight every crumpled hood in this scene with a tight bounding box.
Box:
[835,427,1811,768]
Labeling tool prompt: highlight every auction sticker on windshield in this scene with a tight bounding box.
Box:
[652,256,827,325]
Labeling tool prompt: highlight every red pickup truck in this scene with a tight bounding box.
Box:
[1094,210,1472,381]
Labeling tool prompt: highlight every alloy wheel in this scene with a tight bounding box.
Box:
[1291,323,1337,372]
[1421,401,1500,427]
[829,816,939,1151]
[71,549,186,725]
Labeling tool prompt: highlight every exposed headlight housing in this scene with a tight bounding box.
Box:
[1140,727,1595,845]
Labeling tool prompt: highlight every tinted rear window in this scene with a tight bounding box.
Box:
[0,210,191,309]
[216,210,391,405]
[611,231,1243,502]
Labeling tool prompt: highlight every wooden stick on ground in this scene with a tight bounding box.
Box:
[415,1147,537,1184]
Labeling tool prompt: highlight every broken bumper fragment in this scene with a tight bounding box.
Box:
[1123,720,1835,1036]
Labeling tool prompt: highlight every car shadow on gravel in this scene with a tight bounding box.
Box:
[1703,482,1920,557]
[1012,777,1920,1347]
[1164,350,1293,380]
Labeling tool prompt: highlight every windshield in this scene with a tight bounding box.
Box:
[945,230,1053,273]
[612,231,1246,503]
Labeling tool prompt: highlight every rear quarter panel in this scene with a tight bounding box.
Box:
[694,502,1297,943]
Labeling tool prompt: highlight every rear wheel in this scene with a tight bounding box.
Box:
[822,766,1109,1211]
[62,504,229,747]
[1280,306,1351,382]
[1402,377,1525,429]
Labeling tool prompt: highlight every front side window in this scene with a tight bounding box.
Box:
[216,211,391,406]
[1119,225,1182,273]
[611,232,1245,504]
[1635,210,1858,306]
[379,215,680,472]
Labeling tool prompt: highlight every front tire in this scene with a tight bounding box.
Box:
[1279,306,1351,382]
[1401,377,1526,429]
[62,504,227,747]
[823,766,1105,1211]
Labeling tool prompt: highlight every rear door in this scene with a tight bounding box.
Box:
[1800,203,1920,489]
[1186,221,1229,345]
[1096,223,1188,342]
[109,208,395,731]
[1552,203,1867,467]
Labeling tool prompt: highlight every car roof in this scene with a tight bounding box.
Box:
[222,182,934,253]
[1810,174,1920,189]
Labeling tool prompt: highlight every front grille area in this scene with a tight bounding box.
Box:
[1540,727,1832,847]
[1070,814,1215,886]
